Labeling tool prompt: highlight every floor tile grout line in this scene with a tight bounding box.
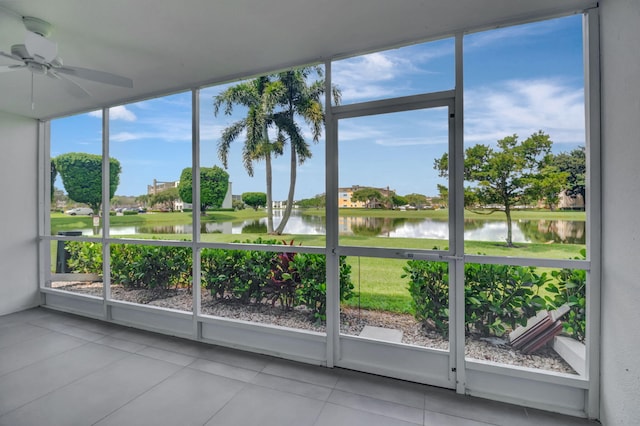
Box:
[89,362,195,426]
[93,335,151,354]
[329,387,428,412]
[318,400,424,426]
[198,372,255,426]
[0,337,92,380]
[0,323,70,350]
[310,399,331,426]
[0,345,134,420]
[252,368,339,389]
[248,376,334,402]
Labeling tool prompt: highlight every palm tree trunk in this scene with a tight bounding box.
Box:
[265,151,274,234]
[274,144,297,235]
[262,124,274,234]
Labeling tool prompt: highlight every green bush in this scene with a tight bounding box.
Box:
[63,238,353,322]
[201,239,354,321]
[464,263,547,336]
[544,249,586,342]
[290,253,354,321]
[65,241,103,274]
[404,260,548,337]
[110,244,192,290]
[201,248,271,303]
[122,210,138,216]
[403,260,449,335]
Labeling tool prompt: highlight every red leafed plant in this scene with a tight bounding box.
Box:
[265,240,300,310]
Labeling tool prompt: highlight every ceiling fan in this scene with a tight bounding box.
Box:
[0,16,133,100]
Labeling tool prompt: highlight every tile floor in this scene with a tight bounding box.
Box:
[0,308,598,426]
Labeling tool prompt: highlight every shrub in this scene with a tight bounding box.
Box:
[63,237,355,324]
[265,248,299,310]
[65,241,103,274]
[544,250,587,342]
[201,248,270,303]
[403,260,449,335]
[292,253,354,321]
[200,239,354,321]
[404,260,548,337]
[464,263,547,336]
[110,244,192,290]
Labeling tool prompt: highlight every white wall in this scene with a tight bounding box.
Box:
[599,0,640,424]
[0,112,40,315]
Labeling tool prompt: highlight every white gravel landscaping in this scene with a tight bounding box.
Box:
[51,281,576,374]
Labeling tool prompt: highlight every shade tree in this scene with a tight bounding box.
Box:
[434,131,559,247]
[150,187,181,212]
[242,192,267,210]
[178,166,229,212]
[552,147,586,204]
[351,188,383,208]
[54,152,121,213]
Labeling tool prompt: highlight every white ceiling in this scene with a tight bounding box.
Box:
[0,0,593,120]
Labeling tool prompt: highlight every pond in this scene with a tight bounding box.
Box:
[69,211,586,244]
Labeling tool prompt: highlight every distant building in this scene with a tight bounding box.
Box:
[272,200,287,209]
[557,190,585,210]
[338,185,395,208]
[147,179,179,195]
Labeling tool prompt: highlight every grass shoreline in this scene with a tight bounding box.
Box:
[50,208,586,314]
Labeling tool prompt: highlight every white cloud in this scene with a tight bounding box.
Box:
[332,41,453,103]
[87,105,137,121]
[333,52,399,101]
[335,52,396,83]
[110,131,143,142]
[465,19,564,50]
[465,79,585,145]
[337,123,386,142]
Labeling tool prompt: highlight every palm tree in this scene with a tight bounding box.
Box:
[272,67,341,235]
[214,77,283,233]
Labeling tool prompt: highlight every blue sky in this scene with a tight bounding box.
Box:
[51,14,585,201]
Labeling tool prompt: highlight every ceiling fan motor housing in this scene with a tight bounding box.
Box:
[22,16,53,38]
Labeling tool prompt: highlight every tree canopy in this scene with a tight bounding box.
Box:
[151,187,180,212]
[178,166,229,212]
[297,194,326,209]
[214,76,282,232]
[552,147,586,202]
[214,66,339,234]
[351,188,383,208]
[54,152,121,213]
[390,194,407,208]
[242,192,267,210]
[404,193,429,208]
[434,131,559,247]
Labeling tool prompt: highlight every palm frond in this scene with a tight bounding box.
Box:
[217,119,246,168]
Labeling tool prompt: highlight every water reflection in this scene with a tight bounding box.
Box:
[69,212,585,244]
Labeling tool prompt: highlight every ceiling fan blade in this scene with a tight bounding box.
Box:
[24,31,58,63]
[55,65,133,88]
[0,50,24,63]
[0,64,26,72]
[49,71,91,98]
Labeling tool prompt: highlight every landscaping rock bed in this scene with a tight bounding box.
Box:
[51,281,576,374]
